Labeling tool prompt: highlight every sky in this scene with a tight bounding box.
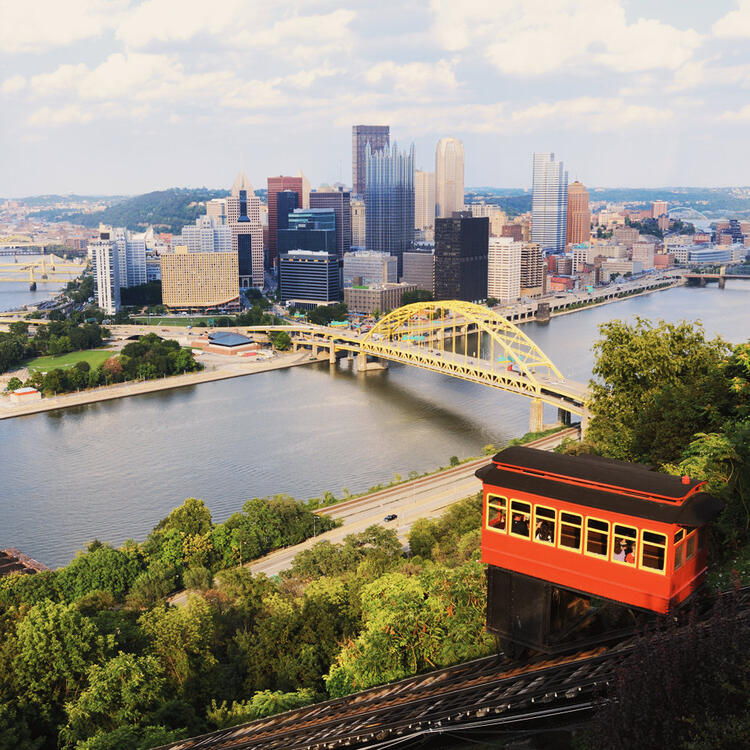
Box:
[2,0,750,196]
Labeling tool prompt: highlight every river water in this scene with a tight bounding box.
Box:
[0,254,76,311]
[1,285,748,567]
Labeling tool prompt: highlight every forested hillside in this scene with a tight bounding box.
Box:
[28,188,230,234]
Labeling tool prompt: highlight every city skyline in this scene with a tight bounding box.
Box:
[3,1,750,195]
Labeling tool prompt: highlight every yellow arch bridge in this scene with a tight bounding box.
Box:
[249,301,590,432]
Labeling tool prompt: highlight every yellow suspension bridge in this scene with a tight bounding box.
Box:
[249,300,590,431]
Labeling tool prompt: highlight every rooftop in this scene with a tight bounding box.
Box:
[208,332,254,347]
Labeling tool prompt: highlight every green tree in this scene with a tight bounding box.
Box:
[56,544,143,603]
[14,601,111,714]
[155,497,213,537]
[269,331,292,351]
[400,290,433,306]
[138,596,216,691]
[60,653,167,748]
[207,688,317,729]
[585,318,734,464]
[6,376,23,391]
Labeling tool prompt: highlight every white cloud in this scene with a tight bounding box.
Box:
[116,1,356,65]
[713,1,750,38]
[430,0,702,76]
[29,53,236,104]
[27,104,94,126]
[0,0,126,53]
[720,104,750,121]
[115,0,246,48]
[1,74,26,93]
[366,60,458,97]
[331,95,672,135]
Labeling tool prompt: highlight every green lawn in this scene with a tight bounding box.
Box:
[25,349,115,372]
[131,316,214,327]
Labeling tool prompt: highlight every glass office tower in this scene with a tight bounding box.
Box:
[365,142,415,276]
[531,153,568,253]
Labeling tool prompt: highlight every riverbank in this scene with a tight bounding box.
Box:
[547,279,681,319]
[0,349,318,420]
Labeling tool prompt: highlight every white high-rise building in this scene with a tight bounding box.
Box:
[90,230,121,314]
[415,170,435,231]
[435,137,464,219]
[488,237,522,303]
[113,228,146,289]
[180,216,232,253]
[531,153,568,253]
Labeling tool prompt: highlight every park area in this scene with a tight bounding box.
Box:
[24,348,114,373]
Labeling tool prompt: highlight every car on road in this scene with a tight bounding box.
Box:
[383,513,398,522]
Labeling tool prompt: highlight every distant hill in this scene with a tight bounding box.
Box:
[27,188,230,234]
[15,194,124,207]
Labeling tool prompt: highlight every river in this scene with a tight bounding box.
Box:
[1,285,748,568]
[0,254,77,311]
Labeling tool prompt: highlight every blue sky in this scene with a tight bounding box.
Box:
[2,0,750,196]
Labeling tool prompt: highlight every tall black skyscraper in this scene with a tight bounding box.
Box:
[276,190,299,237]
[434,213,489,301]
[352,124,389,197]
[310,188,351,256]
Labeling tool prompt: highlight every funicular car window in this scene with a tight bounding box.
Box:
[487,495,507,532]
[534,506,556,545]
[559,512,582,551]
[613,524,637,565]
[641,530,667,573]
[586,518,610,558]
[509,500,531,539]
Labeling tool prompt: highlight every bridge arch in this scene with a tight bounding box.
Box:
[360,300,565,396]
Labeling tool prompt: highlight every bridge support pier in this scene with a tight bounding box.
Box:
[529,398,544,434]
[329,346,337,364]
[719,276,726,289]
[700,277,707,287]
[580,409,590,436]
[357,352,388,372]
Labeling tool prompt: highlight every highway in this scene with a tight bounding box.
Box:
[168,426,579,605]
[246,426,579,578]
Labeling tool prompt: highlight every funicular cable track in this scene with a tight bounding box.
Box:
[161,585,750,750]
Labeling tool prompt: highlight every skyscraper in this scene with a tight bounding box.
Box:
[520,242,546,297]
[278,209,337,253]
[365,142,415,275]
[565,181,591,246]
[90,228,121,314]
[350,199,366,248]
[435,137,465,219]
[227,172,263,287]
[434,213,488,301]
[531,153,568,253]
[487,237,521,303]
[276,191,299,235]
[415,170,435,231]
[267,175,303,266]
[352,125,390,196]
[113,227,146,289]
[310,187,351,257]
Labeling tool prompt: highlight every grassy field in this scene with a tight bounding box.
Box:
[131,317,213,327]
[25,349,114,372]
